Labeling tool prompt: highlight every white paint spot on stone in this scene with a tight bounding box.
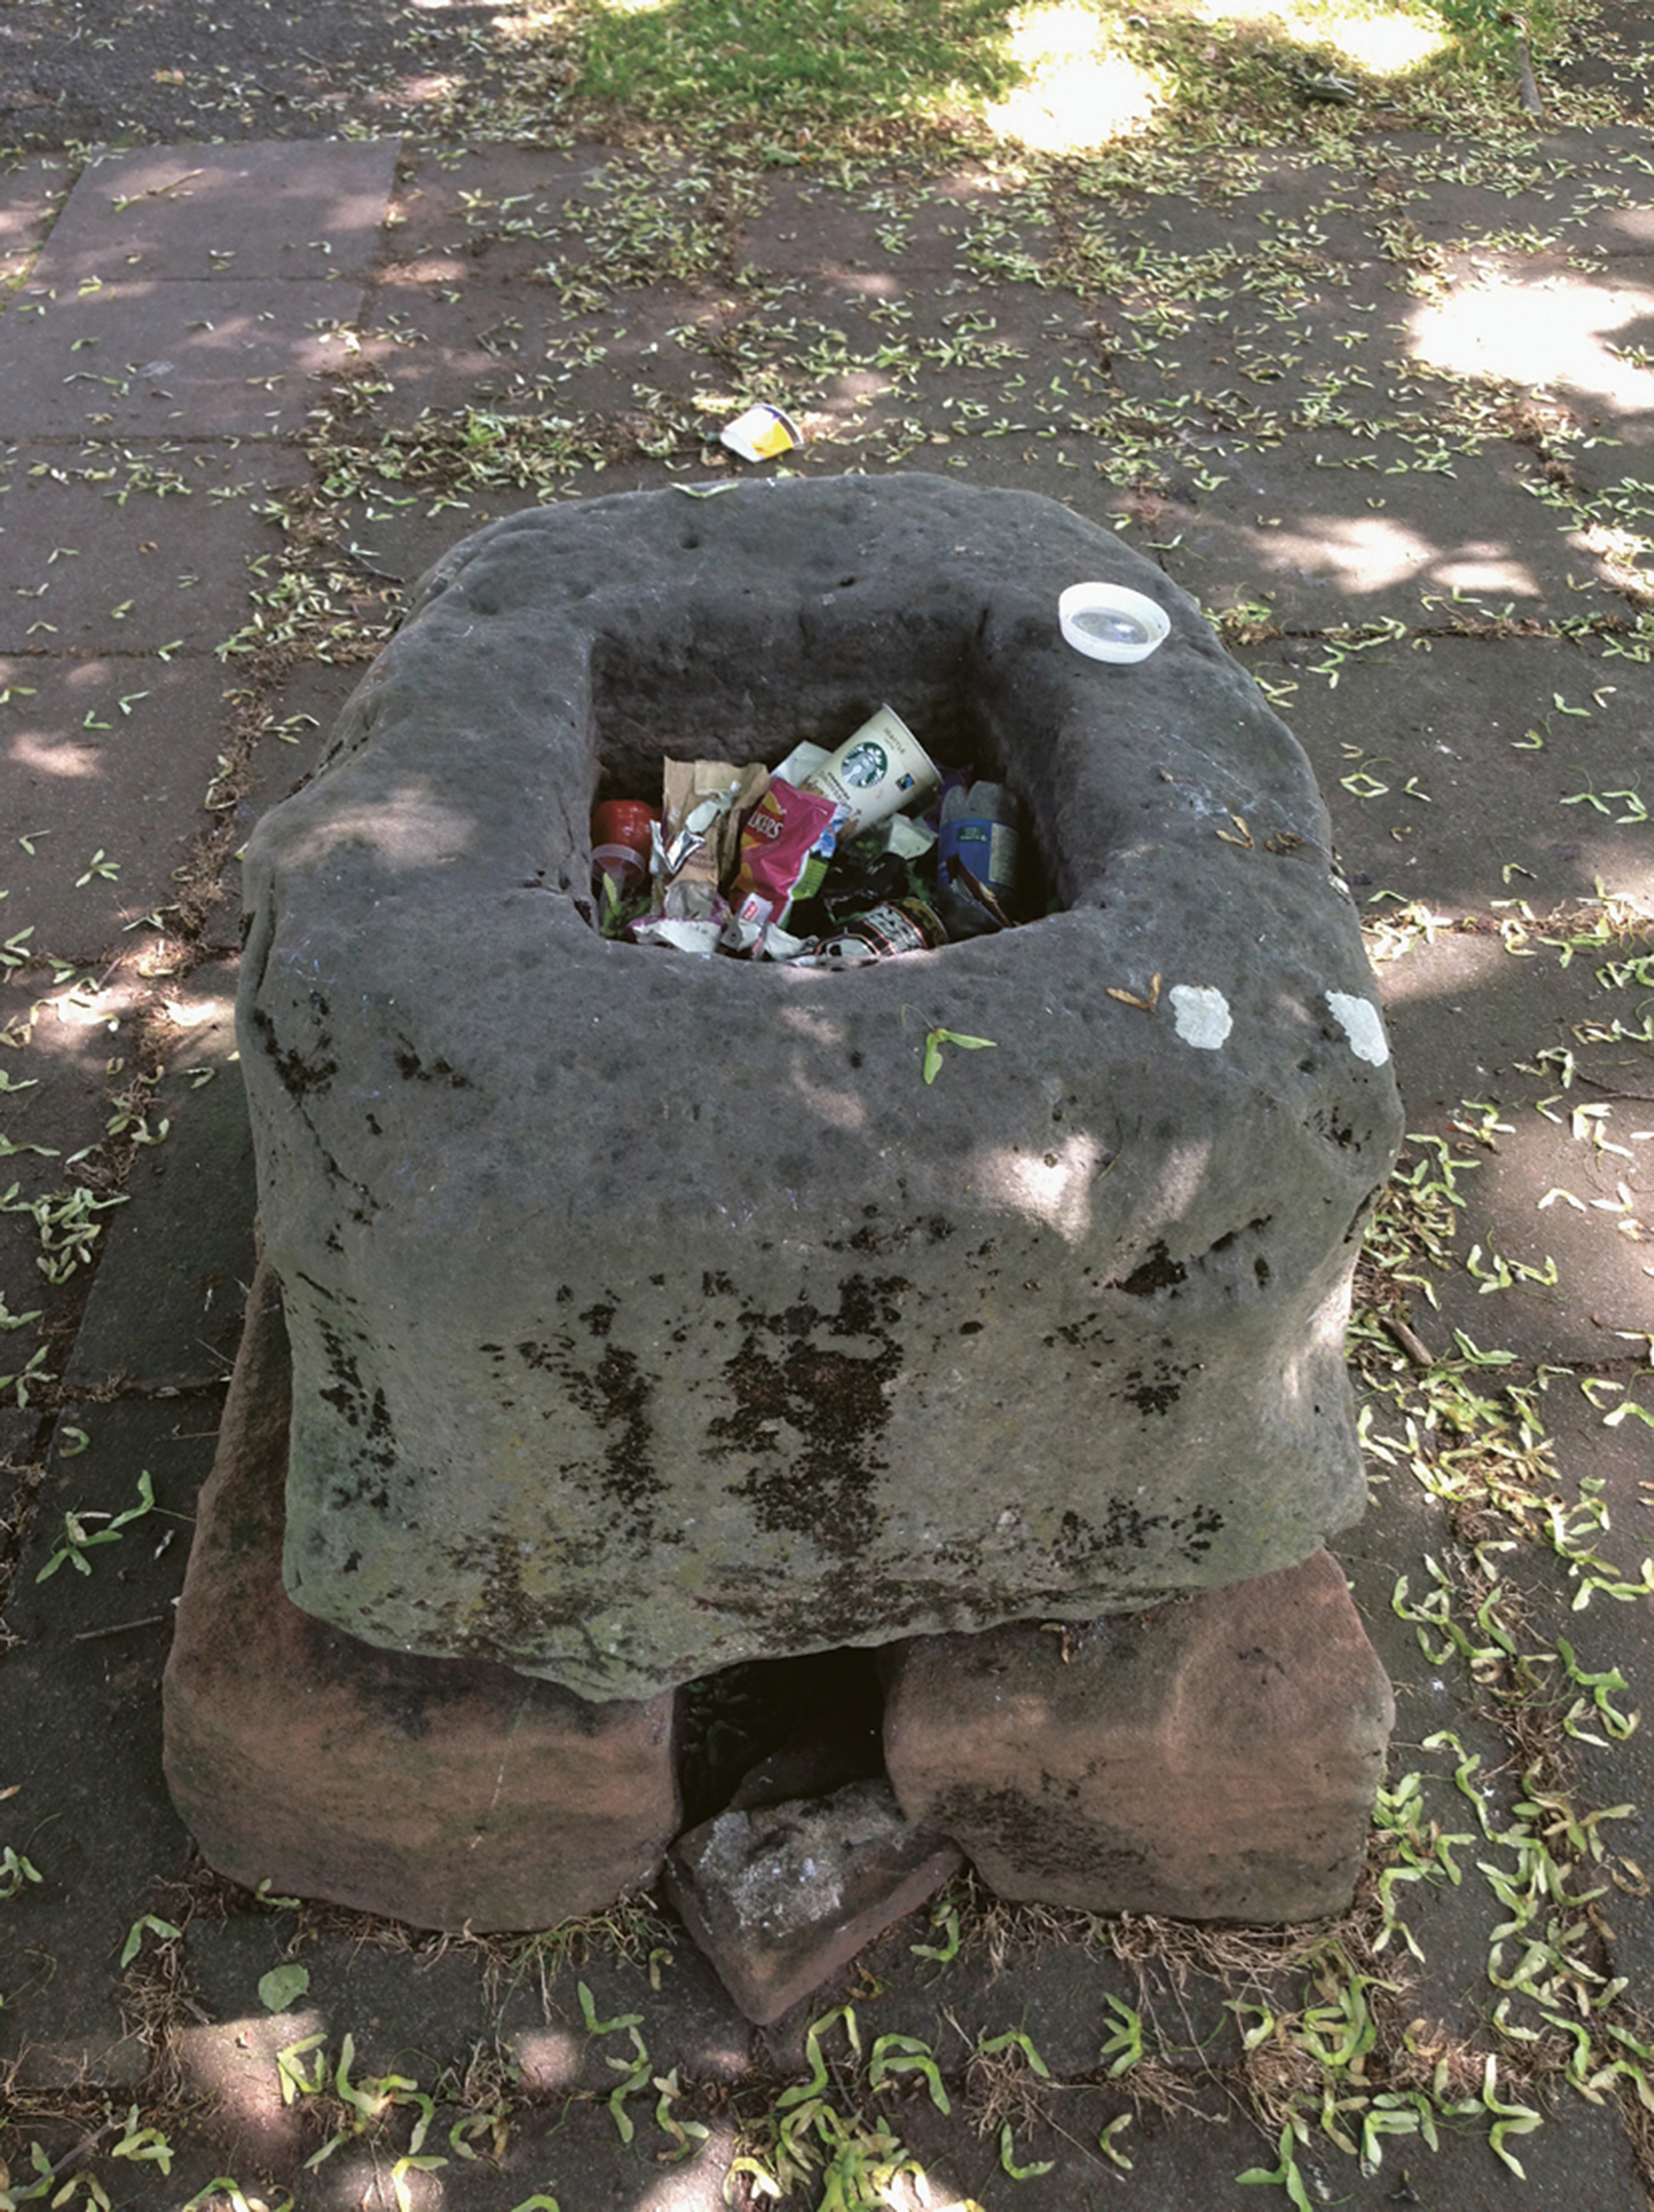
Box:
[1169,984,1231,1049]
[1326,990,1389,1066]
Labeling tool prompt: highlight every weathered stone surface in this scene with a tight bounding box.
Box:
[881,1550,1395,1923]
[238,474,1403,1700]
[162,1259,680,1933]
[663,1779,963,2025]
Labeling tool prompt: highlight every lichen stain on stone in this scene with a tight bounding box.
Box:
[392,1040,473,1087]
[249,1001,337,1100]
[709,1274,908,1560]
[1121,1363,1183,1415]
[315,1317,399,1512]
[433,1529,614,1674]
[1051,1495,1221,1568]
[456,1536,553,1663]
[512,1329,667,1538]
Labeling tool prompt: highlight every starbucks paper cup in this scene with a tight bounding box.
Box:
[801,705,940,837]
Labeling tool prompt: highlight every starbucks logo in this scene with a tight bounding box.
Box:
[839,740,887,789]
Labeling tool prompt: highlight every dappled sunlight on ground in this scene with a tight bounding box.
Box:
[1367,921,1508,1005]
[1408,271,1654,418]
[173,2009,318,2167]
[8,731,104,779]
[1196,0,1449,75]
[1248,510,1556,603]
[982,2,1164,154]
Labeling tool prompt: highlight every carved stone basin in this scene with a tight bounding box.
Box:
[237,474,1403,1703]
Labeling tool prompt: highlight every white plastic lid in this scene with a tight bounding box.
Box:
[1059,582,1169,664]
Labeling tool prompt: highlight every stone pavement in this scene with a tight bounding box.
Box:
[0,124,1651,2210]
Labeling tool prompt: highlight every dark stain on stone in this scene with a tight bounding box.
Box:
[710,1275,906,1559]
[1177,1503,1223,1561]
[317,1321,368,1430]
[314,1313,398,1512]
[457,1539,547,1661]
[1122,1366,1179,1415]
[249,1002,337,1099]
[843,1213,947,1256]
[924,1783,1144,1886]
[1310,1106,1355,1149]
[1115,1243,1186,1297]
[514,1331,666,1534]
[393,1043,472,1087]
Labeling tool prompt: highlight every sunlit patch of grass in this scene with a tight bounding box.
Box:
[982,2,1168,151]
[1196,0,1451,73]
[492,0,1585,152]
[571,0,1025,126]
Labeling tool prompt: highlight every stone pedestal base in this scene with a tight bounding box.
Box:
[882,1551,1393,1924]
[162,1264,680,1934]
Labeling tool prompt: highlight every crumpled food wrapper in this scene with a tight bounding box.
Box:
[658,757,769,920]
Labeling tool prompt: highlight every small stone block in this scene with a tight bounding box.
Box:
[162,1259,680,1933]
[663,1779,963,2026]
[882,1551,1394,1924]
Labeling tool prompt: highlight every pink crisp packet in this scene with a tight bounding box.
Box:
[728,778,845,931]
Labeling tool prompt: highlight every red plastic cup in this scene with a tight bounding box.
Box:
[591,800,657,891]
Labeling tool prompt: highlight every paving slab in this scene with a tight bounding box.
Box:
[1355,923,1653,1364]
[1405,250,1654,461]
[1238,634,1654,917]
[388,141,613,279]
[1508,1385,1654,1996]
[0,153,74,284]
[1358,128,1654,249]
[896,2076,1648,2212]
[357,272,730,424]
[741,168,1054,287]
[28,139,401,287]
[202,657,371,948]
[0,439,304,653]
[0,279,369,438]
[0,972,128,1377]
[1096,174,1378,272]
[1159,433,1604,628]
[0,653,241,962]
[0,1406,45,1480]
[741,168,1049,285]
[63,977,251,1392]
[0,1394,215,2086]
